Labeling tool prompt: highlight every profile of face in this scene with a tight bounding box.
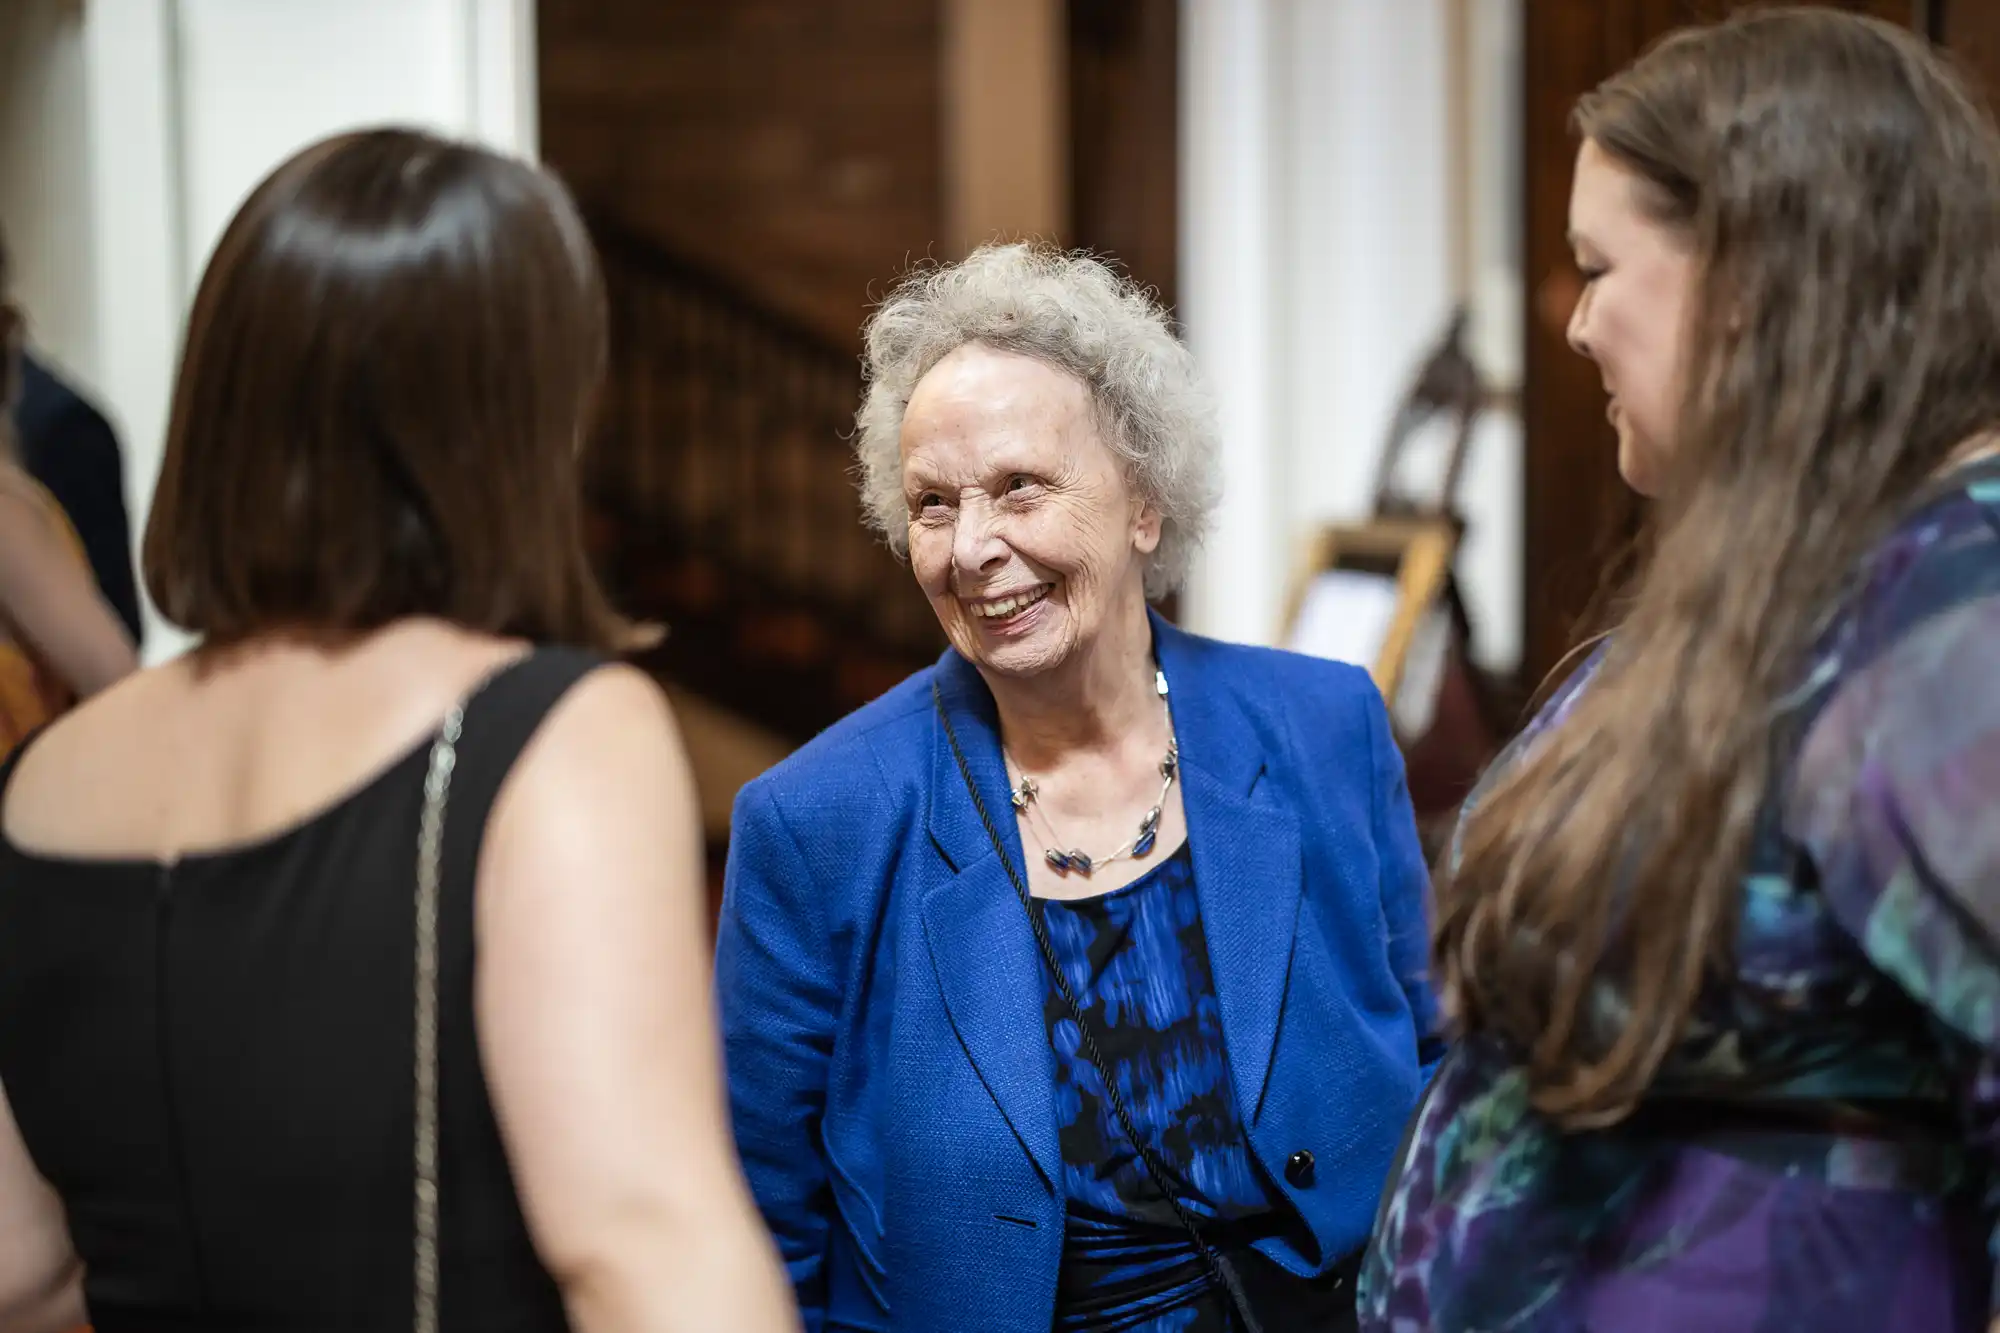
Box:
[1566,138,1699,497]
[900,344,1161,681]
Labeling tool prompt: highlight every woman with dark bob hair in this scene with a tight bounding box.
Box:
[1365,10,2000,1331]
[0,129,795,1332]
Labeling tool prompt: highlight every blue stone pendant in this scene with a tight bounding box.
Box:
[1134,805,1163,857]
[1045,847,1092,874]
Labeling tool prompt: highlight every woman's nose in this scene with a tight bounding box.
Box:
[951,502,1007,575]
[1566,286,1594,359]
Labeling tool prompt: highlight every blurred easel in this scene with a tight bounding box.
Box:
[1279,310,1506,848]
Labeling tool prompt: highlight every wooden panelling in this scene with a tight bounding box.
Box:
[539,0,1181,351]
[538,0,943,351]
[1068,0,1180,315]
[1518,0,1921,689]
[943,0,1069,252]
[1937,0,2000,100]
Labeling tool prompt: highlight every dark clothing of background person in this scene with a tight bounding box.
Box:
[12,351,143,648]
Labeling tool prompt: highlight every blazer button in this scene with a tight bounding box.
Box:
[1284,1149,1316,1188]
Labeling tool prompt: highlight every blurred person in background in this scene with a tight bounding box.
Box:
[718,243,1442,1333]
[1,225,144,650]
[0,128,796,1333]
[0,237,135,757]
[1364,11,2000,1332]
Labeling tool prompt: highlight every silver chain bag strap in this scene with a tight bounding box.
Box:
[413,703,464,1333]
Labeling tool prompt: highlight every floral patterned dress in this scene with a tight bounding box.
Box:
[1360,454,2000,1333]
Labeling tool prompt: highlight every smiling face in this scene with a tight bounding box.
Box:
[899,343,1160,681]
[1566,137,1700,497]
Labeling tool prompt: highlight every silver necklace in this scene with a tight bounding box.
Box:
[1006,669,1178,877]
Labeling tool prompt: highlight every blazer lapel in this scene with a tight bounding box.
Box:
[919,653,1063,1186]
[1157,617,1306,1125]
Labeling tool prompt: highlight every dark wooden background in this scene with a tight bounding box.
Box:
[1517,0,2000,692]
[538,0,1180,353]
[540,0,2000,718]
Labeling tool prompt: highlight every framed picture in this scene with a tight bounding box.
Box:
[1278,515,1461,735]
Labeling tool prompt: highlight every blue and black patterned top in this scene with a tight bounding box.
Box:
[1042,843,1347,1332]
[1361,454,2000,1333]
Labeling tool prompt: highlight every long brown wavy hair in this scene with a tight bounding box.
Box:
[1436,8,2000,1128]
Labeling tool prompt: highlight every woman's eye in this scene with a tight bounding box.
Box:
[1005,475,1037,494]
[916,492,946,513]
[1577,263,1607,284]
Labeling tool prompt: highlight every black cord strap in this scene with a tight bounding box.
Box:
[933,682,1267,1333]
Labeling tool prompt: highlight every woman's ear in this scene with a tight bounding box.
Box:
[1133,502,1163,556]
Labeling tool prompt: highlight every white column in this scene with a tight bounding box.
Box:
[469,0,541,160]
[0,0,100,383]
[1178,0,1284,646]
[1461,0,1525,672]
[71,0,540,664]
[173,0,537,278]
[82,0,187,659]
[1177,0,1521,669]
[1282,1,1454,531]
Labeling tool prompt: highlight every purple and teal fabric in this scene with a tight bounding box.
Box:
[1360,454,2000,1333]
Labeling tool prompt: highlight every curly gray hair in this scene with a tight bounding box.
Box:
[854,243,1222,599]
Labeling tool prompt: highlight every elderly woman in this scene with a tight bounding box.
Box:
[717,245,1442,1333]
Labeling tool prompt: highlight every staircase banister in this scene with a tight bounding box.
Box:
[583,211,861,378]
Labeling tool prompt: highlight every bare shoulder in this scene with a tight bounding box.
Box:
[484,662,696,876]
[0,473,67,558]
[2,662,179,838]
[512,661,684,777]
[8,625,541,854]
[0,464,48,511]
[474,662,704,965]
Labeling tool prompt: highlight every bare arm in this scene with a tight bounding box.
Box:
[475,665,797,1333]
[0,488,136,698]
[0,1085,84,1333]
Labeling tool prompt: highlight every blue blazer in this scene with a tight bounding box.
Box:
[717,614,1443,1332]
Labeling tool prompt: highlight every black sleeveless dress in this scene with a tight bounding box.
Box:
[0,649,600,1332]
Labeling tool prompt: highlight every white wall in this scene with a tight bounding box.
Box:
[8,0,537,663]
[0,0,98,388]
[1179,0,1284,652]
[174,0,538,281]
[1180,0,1524,673]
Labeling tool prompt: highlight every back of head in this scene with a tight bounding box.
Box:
[1439,9,2000,1125]
[143,127,624,650]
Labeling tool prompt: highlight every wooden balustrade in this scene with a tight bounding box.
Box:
[583,217,944,741]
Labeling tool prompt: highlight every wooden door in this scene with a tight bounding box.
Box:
[1518,0,1924,692]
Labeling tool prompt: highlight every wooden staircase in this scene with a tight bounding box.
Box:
[583,217,945,749]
